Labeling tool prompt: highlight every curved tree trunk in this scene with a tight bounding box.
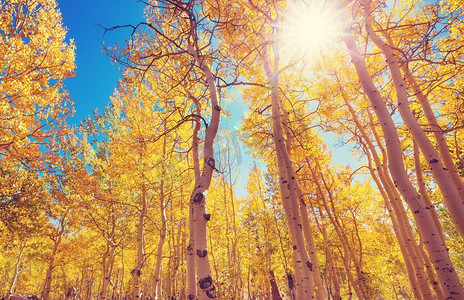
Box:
[402,59,464,203]
[42,212,67,300]
[363,144,426,299]
[100,242,117,300]
[152,133,169,299]
[153,178,167,299]
[340,90,431,298]
[361,0,464,239]
[261,44,315,298]
[187,43,221,299]
[132,184,147,299]
[6,240,26,300]
[309,163,369,300]
[311,208,341,300]
[339,2,464,296]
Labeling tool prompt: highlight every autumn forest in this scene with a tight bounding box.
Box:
[1,0,464,299]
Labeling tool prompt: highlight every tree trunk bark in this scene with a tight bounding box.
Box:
[269,270,283,300]
[339,2,464,296]
[261,45,315,298]
[311,205,341,300]
[187,43,221,299]
[280,94,324,300]
[412,140,446,244]
[153,178,167,299]
[401,58,464,203]
[132,184,147,299]
[361,0,464,238]
[42,212,67,300]
[341,90,431,298]
[100,242,117,300]
[186,91,202,300]
[309,163,368,299]
[6,240,26,300]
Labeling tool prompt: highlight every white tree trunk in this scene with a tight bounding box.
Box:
[261,45,315,298]
[361,0,464,238]
[187,43,221,299]
[132,184,147,299]
[6,240,26,300]
[339,2,464,296]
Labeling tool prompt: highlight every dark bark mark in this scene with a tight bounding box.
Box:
[196,249,207,257]
[205,157,216,169]
[306,261,313,271]
[287,273,294,289]
[193,192,204,204]
[206,286,216,298]
[199,276,213,289]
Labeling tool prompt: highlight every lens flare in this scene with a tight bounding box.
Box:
[281,0,340,60]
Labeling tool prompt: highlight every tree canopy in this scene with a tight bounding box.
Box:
[1,0,464,299]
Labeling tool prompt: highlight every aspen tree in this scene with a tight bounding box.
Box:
[281,100,324,299]
[308,162,370,299]
[338,86,434,298]
[402,64,464,202]
[186,42,221,298]
[338,1,464,296]
[131,183,147,299]
[262,44,316,298]
[361,0,464,238]
[187,93,202,298]
[6,241,27,300]
[152,177,167,299]
[42,211,69,300]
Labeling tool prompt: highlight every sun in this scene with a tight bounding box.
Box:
[281,0,340,60]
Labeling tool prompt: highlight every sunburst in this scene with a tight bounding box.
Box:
[281,0,340,61]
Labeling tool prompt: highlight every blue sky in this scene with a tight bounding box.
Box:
[58,0,146,123]
[57,0,359,196]
[58,0,254,195]
[58,0,250,133]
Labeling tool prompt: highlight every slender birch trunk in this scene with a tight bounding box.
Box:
[339,2,464,296]
[261,43,315,298]
[361,0,464,238]
[325,246,341,300]
[120,246,125,298]
[281,96,324,300]
[100,200,118,300]
[298,206,324,300]
[362,143,426,299]
[225,153,241,297]
[186,92,202,299]
[309,164,368,299]
[268,270,282,300]
[401,56,464,203]
[100,241,117,300]
[413,140,446,244]
[153,134,168,299]
[367,113,438,297]
[309,206,340,299]
[340,91,432,297]
[153,178,167,299]
[187,43,221,299]
[6,240,26,300]
[42,211,68,300]
[132,184,147,299]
